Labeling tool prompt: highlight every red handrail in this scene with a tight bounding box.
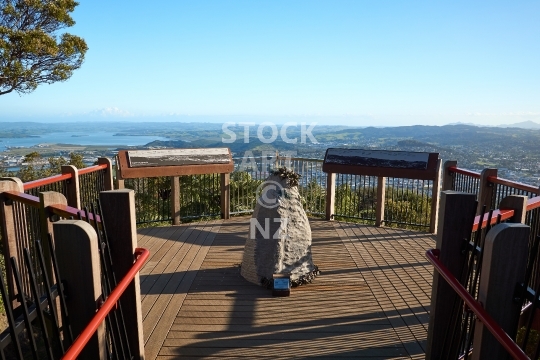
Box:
[527,196,540,211]
[62,248,149,360]
[488,176,540,195]
[22,163,109,191]
[23,173,72,191]
[426,249,529,360]
[471,195,540,230]
[472,208,515,232]
[78,163,108,176]
[448,166,481,179]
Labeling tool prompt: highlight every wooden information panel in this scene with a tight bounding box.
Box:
[322,148,439,180]
[117,148,234,179]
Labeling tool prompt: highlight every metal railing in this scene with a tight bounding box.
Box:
[448,166,481,195]
[384,177,433,229]
[62,248,149,360]
[0,187,146,359]
[125,156,328,224]
[429,193,540,359]
[331,174,434,230]
[125,155,436,229]
[79,163,108,209]
[448,165,540,291]
[333,173,377,223]
[23,174,69,198]
[426,248,529,360]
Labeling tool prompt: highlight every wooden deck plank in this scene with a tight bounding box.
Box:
[142,220,222,360]
[334,221,435,357]
[138,217,435,359]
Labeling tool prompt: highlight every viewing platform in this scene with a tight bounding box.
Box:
[2,151,539,359]
[139,217,435,359]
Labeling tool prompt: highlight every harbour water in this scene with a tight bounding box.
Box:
[0,132,168,152]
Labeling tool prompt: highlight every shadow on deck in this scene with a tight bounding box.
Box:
[137,217,435,359]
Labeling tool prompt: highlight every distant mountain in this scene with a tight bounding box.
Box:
[446,122,481,126]
[498,120,540,129]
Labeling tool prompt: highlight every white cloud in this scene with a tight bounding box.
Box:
[86,107,133,117]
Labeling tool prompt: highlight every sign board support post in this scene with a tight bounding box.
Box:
[171,176,181,225]
[325,172,335,221]
[220,173,230,220]
[375,176,386,226]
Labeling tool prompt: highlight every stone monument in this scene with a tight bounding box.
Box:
[241,167,318,287]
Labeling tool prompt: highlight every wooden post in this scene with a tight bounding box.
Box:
[499,195,528,224]
[220,173,230,220]
[426,191,477,360]
[99,190,145,359]
[97,157,114,191]
[442,160,458,191]
[62,165,81,209]
[430,159,443,234]
[375,176,386,227]
[477,168,497,215]
[325,172,335,221]
[115,155,125,190]
[472,223,530,360]
[53,220,106,360]
[39,191,68,282]
[171,176,181,225]
[0,178,24,301]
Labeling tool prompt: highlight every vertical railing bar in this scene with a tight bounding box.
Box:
[0,262,24,359]
[35,240,65,354]
[23,248,55,360]
[10,257,39,359]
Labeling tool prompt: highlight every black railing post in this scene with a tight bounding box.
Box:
[426,191,477,360]
[99,189,145,359]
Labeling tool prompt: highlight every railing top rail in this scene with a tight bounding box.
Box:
[527,196,540,211]
[2,190,101,223]
[232,156,323,163]
[280,156,324,163]
[448,166,481,179]
[61,247,149,360]
[22,162,110,191]
[426,249,529,360]
[49,204,101,223]
[23,173,72,191]
[2,190,40,207]
[78,163,108,176]
[487,175,540,195]
[472,208,515,232]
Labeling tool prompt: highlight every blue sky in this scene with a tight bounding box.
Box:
[1,1,539,126]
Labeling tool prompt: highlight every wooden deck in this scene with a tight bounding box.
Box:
[137,217,435,359]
